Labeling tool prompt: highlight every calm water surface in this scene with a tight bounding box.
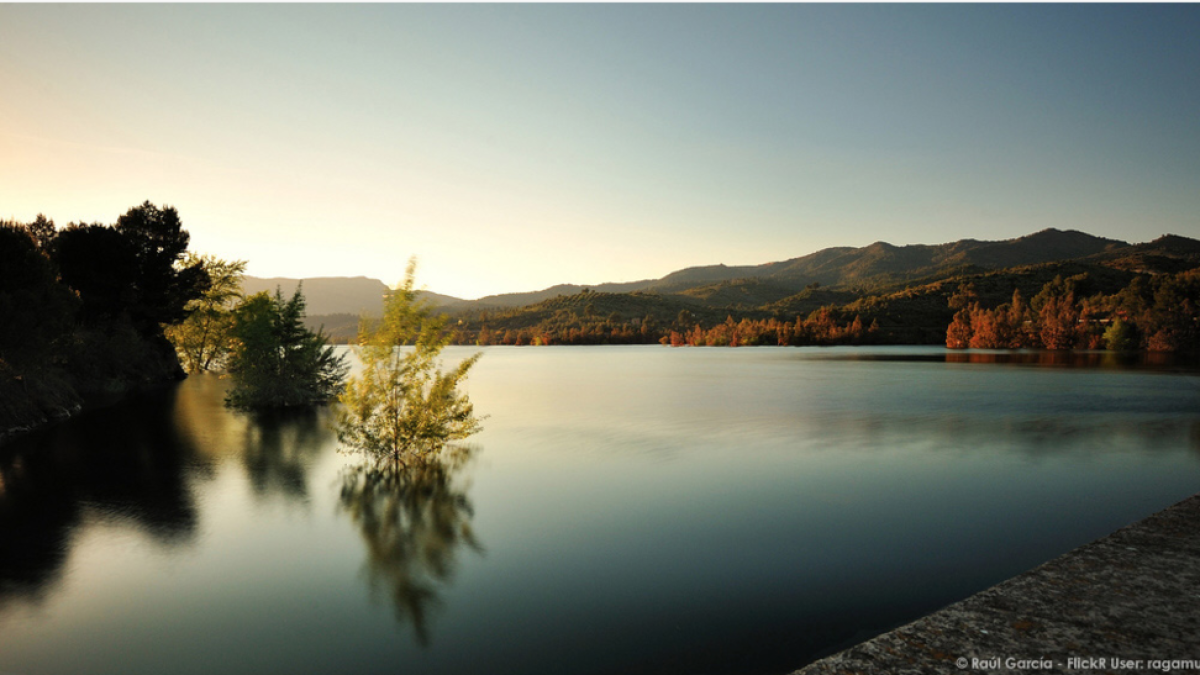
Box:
[2,346,1198,675]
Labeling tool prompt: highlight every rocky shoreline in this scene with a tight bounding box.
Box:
[0,364,185,446]
[0,401,82,443]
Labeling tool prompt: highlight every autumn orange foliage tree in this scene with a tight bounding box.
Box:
[946,272,1199,353]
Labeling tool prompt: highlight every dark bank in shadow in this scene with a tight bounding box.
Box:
[0,384,205,606]
[338,444,483,647]
[0,374,337,610]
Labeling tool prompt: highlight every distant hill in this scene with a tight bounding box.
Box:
[463,229,1139,311]
[249,229,1200,344]
[432,229,1200,347]
[242,276,465,316]
[242,276,387,316]
[470,280,653,309]
[647,228,1128,292]
[1082,234,1200,274]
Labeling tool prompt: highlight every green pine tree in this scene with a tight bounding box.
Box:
[225,286,348,409]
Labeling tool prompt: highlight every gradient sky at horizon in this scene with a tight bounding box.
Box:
[2,4,1198,299]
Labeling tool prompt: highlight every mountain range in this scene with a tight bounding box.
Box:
[240,276,465,316]
[466,228,1200,307]
[246,229,1200,331]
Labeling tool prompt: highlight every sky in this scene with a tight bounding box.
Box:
[1,4,1198,300]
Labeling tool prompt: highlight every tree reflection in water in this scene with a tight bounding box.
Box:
[241,406,330,504]
[338,444,482,646]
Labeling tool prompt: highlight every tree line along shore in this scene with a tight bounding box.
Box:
[411,268,1198,352]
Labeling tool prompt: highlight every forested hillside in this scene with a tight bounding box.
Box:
[295,229,1200,348]
[442,233,1200,349]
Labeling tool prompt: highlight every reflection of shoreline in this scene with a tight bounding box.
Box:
[0,375,340,610]
[803,348,1200,372]
[732,409,1200,462]
[338,446,483,646]
[0,385,202,607]
[172,373,336,503]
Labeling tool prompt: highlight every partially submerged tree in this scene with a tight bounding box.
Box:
[338,262,482,465]
[225,287,348,409]
[165,253,247,373]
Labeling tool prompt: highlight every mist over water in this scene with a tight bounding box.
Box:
[2,346,1198,675]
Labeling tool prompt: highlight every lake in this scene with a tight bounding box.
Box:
[2,346,1198,675]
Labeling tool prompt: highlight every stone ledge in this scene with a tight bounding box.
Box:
[792,494,1200,675]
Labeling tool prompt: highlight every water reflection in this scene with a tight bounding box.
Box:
[241,407,331,503]
[3,348,1199,675]
[338,445,482,646]
[945,350,1199,370]
[789,412,1200,459]
[807,348,1200,371]
[0,386,204,606]
[169,373,333,505]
